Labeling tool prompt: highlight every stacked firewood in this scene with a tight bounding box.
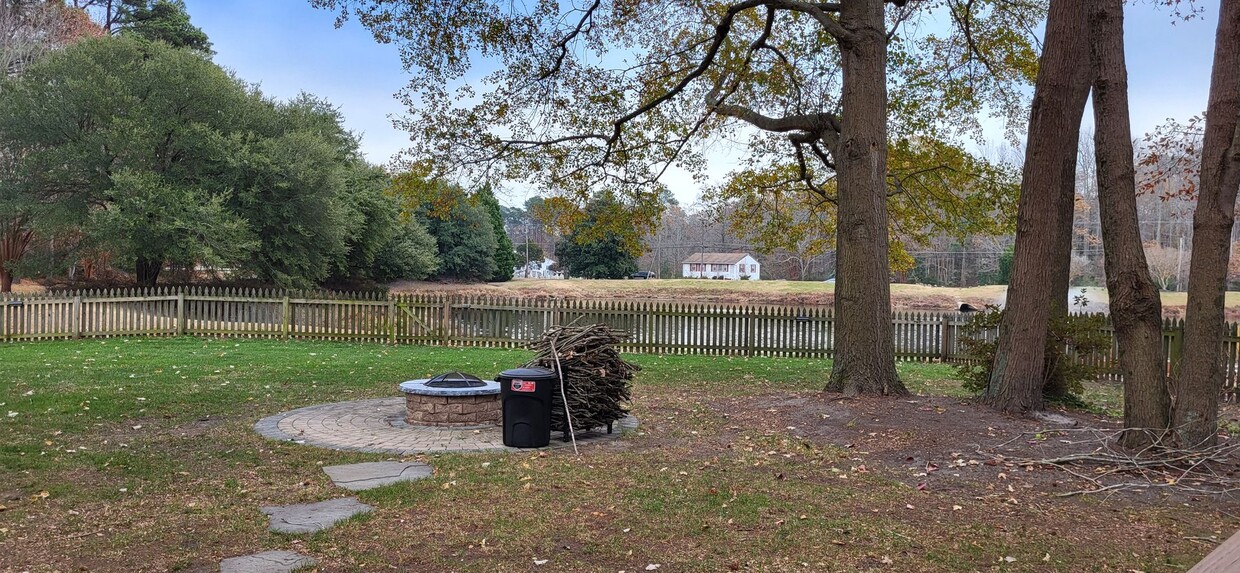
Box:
[525,324,638,435]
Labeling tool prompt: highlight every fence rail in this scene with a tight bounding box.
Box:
[2,287,1235,398]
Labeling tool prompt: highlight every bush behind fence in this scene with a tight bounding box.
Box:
[1,287,1234,399]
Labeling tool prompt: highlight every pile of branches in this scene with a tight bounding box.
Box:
[525,324,638,435]
[979,427,1240,497]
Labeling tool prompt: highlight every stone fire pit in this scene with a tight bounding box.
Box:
[398,372,501,427]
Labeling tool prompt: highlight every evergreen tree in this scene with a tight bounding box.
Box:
[477,185,516,282]
[555,194,638,279]
[116,0,211,53]
[419,196,498,282]
[372,219,439,282]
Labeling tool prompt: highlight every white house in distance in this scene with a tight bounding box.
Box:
[681,252,761,280]
[515,257,564,279]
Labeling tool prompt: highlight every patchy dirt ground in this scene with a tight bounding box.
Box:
[728,390,1240,497]
[640,384,1240,506]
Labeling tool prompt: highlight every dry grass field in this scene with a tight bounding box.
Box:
[390,279,1240,317]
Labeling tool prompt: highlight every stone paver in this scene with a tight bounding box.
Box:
[254,397,638,454]
[219,551,317,573]
[261,497,372,534]
[322,461,432,491]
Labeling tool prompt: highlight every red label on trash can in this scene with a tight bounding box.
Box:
[511,379,536,392]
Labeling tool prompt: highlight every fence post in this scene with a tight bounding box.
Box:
[939,314,951,362]
[281,295,291,338]
[176,292,186,336]
[72,295,82,339]
[745,307,756,357]
[1167,318,1184,379]
[441,297,453,346]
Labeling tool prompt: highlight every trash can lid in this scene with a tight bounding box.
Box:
[498,367,556,379]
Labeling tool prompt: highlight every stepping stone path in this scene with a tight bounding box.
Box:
[219,551,317,573]
[222,462,432,570]
[322,461,432,491]
[261,497,373,534]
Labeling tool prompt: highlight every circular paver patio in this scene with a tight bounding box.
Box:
[254,398,638,454]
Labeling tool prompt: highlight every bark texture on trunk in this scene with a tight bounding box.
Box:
[1041,68,1091,401]
[1174,0,1240,449]
[1088,0,1170,448]
[825,0,906,396]
[985,0,1091,413]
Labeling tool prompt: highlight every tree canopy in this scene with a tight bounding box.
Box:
[116,0,212,52]
[0,35,426,289]
[313,0,1035,236]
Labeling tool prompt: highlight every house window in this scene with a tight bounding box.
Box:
[712,264,729,272]
[688,263,705,273]
[749,264,757,273]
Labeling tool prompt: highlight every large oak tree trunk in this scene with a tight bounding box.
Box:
[985,0,1092,413]
[1174,0,1240,449]
[1089,0,1170,448]
[825,0,906,396]
[1041,77,1090,402]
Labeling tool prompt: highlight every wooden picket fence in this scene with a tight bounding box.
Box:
[0,287,1234,397]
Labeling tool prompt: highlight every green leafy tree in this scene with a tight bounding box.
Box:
[0,37,372,288]
[387,173,505,283]
[556,195,639,279]
[372,220,440,282]
[219,94,366,288]
[477,186,516,282]
[0,2,102,291]
[88,170,253,281]
[0,37,256,286]
[329,162,405,283]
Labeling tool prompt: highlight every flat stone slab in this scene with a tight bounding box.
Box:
[220,551,317,573]
[261,497,372,534]
[322,461,432,491]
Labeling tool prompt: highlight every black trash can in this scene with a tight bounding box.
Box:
[498,367,558,448]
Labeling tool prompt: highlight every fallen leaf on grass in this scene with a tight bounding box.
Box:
[645,565,661,571]
[533,559,548,565]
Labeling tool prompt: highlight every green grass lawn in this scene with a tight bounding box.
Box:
[0,337,1221,572]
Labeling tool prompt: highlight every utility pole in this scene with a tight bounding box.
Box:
[1176,235,1186,291]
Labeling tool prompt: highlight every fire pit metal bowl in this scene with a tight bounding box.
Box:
[398,372,501,427]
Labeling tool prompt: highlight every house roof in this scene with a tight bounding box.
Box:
[680,252,752,265]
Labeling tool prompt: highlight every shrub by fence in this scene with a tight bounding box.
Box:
[1,287,1233,398]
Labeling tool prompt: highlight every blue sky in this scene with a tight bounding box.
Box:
[183,0,1220,206]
